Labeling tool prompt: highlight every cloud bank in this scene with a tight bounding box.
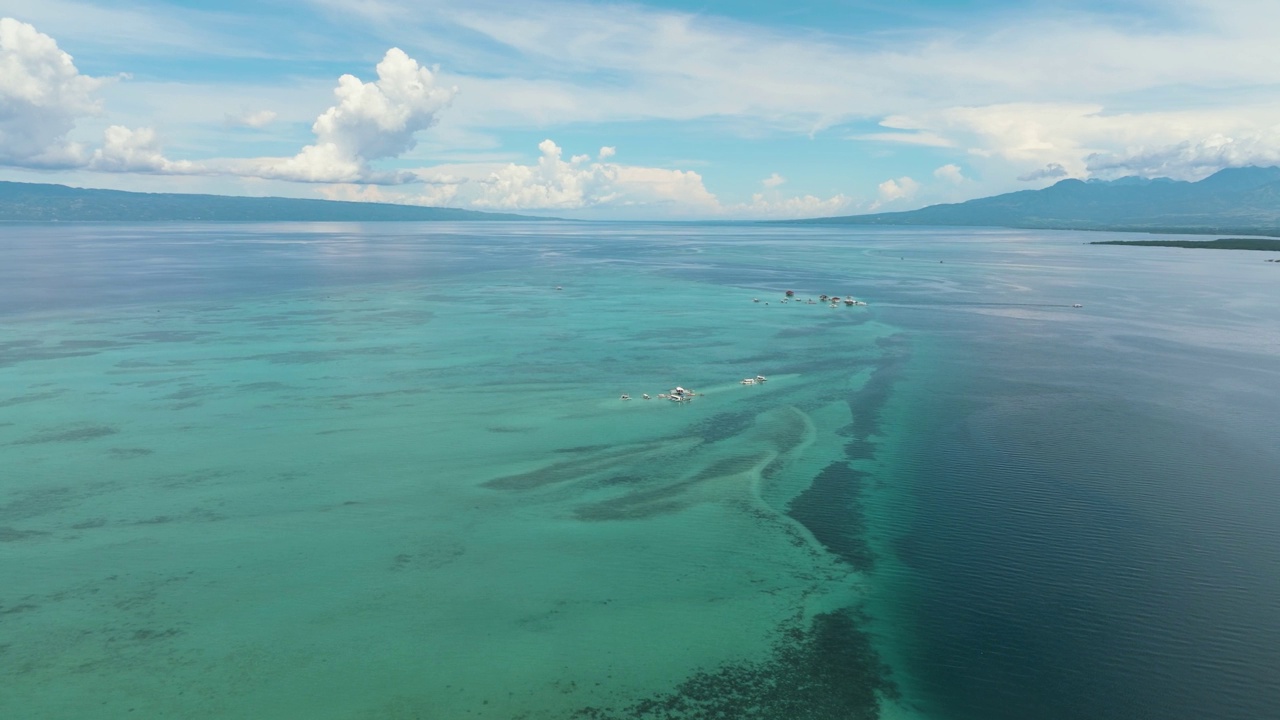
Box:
[472,140,717,211]
[1085,131,1280,179]
[875,102,1280,183]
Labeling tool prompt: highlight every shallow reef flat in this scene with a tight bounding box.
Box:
[0,223,922,719]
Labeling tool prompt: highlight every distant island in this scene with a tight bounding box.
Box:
[0,181,547,222]
[791,166,1280,237]
[1090,238,1280,251]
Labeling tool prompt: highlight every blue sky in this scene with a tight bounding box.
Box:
[2,0,1278,219]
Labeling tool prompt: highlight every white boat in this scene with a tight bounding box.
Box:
[741,378,756,385]
[668,386,695,401]
[755,375,767,382]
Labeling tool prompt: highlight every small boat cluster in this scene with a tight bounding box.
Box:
[754,290,867,307]
[621,386,699,402]
[620,378,768,401]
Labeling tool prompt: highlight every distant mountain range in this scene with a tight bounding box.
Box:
[7,168,1280,231]
[793,166,1280,236]
[0,181,544,222]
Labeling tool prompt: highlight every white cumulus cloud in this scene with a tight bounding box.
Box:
[0,17,107,168]
[473,139,717,210]
[253,47,457,183]
[88,125,198,173]
[871,176,920,209]
[933,163,966,184]
[732,172,852,218]
[736,191,851,219]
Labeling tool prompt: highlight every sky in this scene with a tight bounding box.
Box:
[2,0,1279,219]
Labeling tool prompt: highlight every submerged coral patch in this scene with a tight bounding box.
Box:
[572,479,701,521]
[786,462,875,572]
[684,410,756,444]
[0,339,102,367]
[0,390,64,408]
[0,526,50,542]
[14,425,119,444]
[483,443,673,491]
[108,448,154,459]
[574,608,897,720]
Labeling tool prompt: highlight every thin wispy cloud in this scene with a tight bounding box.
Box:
[309,0,1280,116]
[0,0,280,59]
[853,131,955,148]
[225,110,277,129]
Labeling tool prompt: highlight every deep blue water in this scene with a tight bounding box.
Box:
[867,230,1280,720]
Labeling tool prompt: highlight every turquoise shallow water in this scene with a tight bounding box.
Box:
[3,222,1279,719]
[2,223,916,719]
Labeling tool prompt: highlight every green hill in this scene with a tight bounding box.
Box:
[792,166,1280,236]
[0,181,546,222]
